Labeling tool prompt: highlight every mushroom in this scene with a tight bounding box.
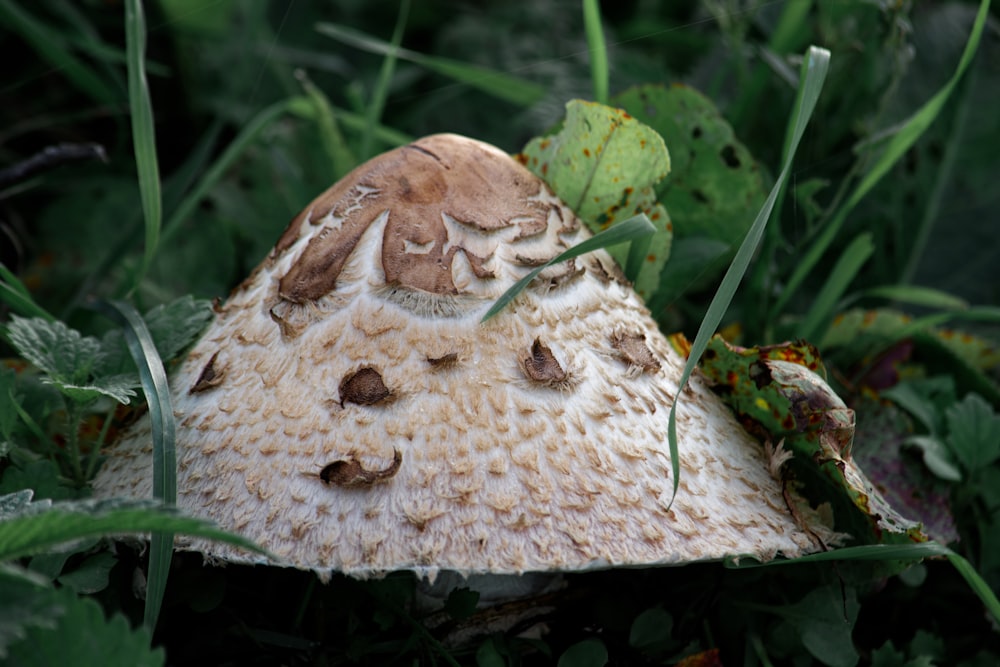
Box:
[94,133,825,582]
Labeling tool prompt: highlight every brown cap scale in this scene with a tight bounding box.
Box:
[93,134,819,580]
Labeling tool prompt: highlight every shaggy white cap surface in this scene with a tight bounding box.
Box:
[93,134,819,580]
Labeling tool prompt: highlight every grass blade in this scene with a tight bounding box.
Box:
[0,0,119,105]
[90,299,175,633]
[771,0,992,318]
[362,0,409,160]
[849,285,969,310]
[0,264,56,323]
[316,23,545,107]
[726,542,1000,625]
[796,232,874,342]
[125,0,162,295]
[161,98,299,246]
[296,73,356,180]
[582,0,609,104]
[481,214,655,323]
[665,46,830,506]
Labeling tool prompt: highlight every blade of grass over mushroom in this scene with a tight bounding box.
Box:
[125,0,162,295]
[90,299,175,632]
[315,23,545,107]
[582,0,609,105]
[481,214,655,322]
[771,0,991,319]
[361,0,409,160]
[666,46,829,506]
[0,497,269,563]
[795,232,874,342]
[0,0,119,105]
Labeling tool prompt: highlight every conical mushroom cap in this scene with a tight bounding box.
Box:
[94,134,819,580]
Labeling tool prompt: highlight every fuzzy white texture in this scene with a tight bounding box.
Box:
[93,134,819,581]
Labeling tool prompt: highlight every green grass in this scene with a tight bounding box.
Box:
[1,1,998,665]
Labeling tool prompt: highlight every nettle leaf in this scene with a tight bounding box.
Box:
[139,295,214,362]
[99,295,214,375]
[6,317,137,405]
[519,99,672,299]
[945,393,1000,474]
[2,584,164,667]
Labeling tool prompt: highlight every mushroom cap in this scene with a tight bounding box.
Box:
[93,134,818,580]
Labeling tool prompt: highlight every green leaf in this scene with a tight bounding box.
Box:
[0,494,267,563]
[628,607,674,654]
[139,296,214,362]
[3,583,164,667]
[613,83,768,302]
[5,317,137,405]
[55,551,117,594]
[481,214,656,322]
[557,638,608,667]
[903,435,963,482]
[0,461,77,503]
[443,587,479,621]
[520,99,671,297]
[775,585,860,667]
[945,393,1000,474]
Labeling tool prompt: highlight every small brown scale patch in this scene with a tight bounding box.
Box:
[339,367,391,406]
[610,331,661,374]
[426,352,459,368]
[189,351,223,394]
[523,338,568,385]
[320,449,402,487]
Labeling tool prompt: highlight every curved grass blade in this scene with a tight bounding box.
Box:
[771,0,992,319]
[125,0,162,295]
[582,0,609,104]
[665,46,830,506]
[724,542,1000,625]
[90,299,174,632]
[796,232,874,342]
[846,285,969,311]
[481,213,655,322]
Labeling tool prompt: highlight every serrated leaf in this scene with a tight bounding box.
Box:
[945,393,1000,474]
[6,317,102,388]
[0,460,78,503]
[42,375,138,405]
[140,295,214,362]
[3,584,164,667]
[520,99,672,298]
[0,497,268,563]
[0,489,39,519]
[56,551,116,594]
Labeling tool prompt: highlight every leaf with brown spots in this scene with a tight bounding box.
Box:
[519,100,672,299]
